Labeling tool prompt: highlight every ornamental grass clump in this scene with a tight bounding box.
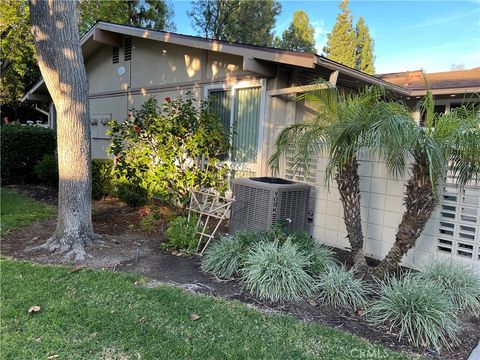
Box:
[316,266,368,311]
[201,236,243,278]
[420,258,480,317]
[368,273,460,350]
[310,244,338,274]
[242,240,314,302]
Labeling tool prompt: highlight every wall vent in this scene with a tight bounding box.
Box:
[112,46,119,64]
[124,37,132,61]
[230,177,310,234]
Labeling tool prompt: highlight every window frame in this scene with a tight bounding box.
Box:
[203,79,267,171]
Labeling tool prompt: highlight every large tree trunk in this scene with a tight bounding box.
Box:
[335,157,367,268]
[30,0,96,261]
[375,161,437,277]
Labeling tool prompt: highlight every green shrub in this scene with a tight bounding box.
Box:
[108,95,230,207]
[202,236,243,278]
[92,159,114,200]
[163,215,199,254]
[34,154,58,187]
[1,125,56,183]
[242,240,314,302]
[316,267,368,311]
[420,258,480,317]
[117,182,149,207]
[310,245,338,274]
[368,273,460,349]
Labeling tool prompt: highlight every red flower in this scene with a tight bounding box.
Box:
[113,155,123,165]
[165,97,171,102]
[134,126,141,133]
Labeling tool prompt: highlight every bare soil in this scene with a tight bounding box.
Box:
[1,185,478,360]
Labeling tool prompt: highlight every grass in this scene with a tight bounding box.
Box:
[0,187,55,236]
[1,258,413,359]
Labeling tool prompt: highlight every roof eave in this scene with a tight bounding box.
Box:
[409,87,480,96]
[316,56,411,95]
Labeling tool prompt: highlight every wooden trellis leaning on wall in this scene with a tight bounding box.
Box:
[187,189,234,254]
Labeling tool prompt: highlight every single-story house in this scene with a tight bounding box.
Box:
[23,22,480,270]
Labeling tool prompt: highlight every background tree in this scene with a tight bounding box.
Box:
[323,0,356,68]
[30,0,96,261]
[355,17,375,74]
[77,0,175,35]
[276,10,316,53]
[0,0,41,120]
[189,0,281,46]
[1,0,175,123]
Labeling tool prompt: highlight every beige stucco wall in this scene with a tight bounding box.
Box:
[89,95,128,159]
[85,46,131,94]
[84,37,250,159]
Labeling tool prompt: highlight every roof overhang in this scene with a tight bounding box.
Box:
[409,87,480,97]
[316,57,411,96]
[23,21,480,103]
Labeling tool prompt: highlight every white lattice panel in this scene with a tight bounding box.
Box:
[437,182,480,262]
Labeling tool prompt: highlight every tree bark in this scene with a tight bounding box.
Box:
[335,157,367,268]
[30,0,96,261]
[375,161,437,278]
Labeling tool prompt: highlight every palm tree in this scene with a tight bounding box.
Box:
[269,84,405,267]
[374,92,480,277]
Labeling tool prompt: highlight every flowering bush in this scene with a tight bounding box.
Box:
[108,94,230,207]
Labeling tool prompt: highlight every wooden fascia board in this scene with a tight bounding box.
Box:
[97,23,317,69]
[409,87,480,96]
[23,94,51,102]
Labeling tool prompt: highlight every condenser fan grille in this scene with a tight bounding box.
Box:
[230,177,310,234]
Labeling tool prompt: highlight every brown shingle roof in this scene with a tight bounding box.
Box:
[377,67,480,90]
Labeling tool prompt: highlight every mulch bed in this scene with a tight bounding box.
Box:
[1,185,478,360]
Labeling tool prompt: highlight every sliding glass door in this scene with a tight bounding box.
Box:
[208,81,264,178]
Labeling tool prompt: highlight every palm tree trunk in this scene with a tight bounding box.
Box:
[375,161,437,277]
[335,157,367,267]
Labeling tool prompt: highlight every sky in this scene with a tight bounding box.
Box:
[169,0,480,74]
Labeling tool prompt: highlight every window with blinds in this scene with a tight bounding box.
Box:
[209,90,231,132]
[208,87,261,164]
[232,87,261,163]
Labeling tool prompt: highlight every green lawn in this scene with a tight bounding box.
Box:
[0,187,55,236]
[0,258,413,360]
